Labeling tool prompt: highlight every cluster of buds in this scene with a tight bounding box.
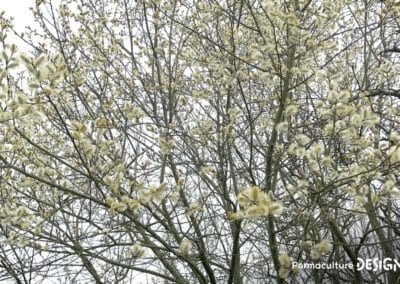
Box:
[228,186,283,220]
[303,239,332,260]
[278,254,294,279]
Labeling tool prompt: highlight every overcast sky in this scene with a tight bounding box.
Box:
[0,0,35,32]
[0,0,37,49]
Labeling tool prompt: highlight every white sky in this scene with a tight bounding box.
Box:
[0,0,35,33]
[0,0,37,50]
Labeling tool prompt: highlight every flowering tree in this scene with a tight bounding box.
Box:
[1,0,400,283]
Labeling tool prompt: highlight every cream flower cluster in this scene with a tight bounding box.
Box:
[232,186,283,220]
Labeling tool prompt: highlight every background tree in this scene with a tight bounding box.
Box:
[0,0,400,283]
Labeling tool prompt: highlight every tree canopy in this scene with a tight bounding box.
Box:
[0,0,400,283]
